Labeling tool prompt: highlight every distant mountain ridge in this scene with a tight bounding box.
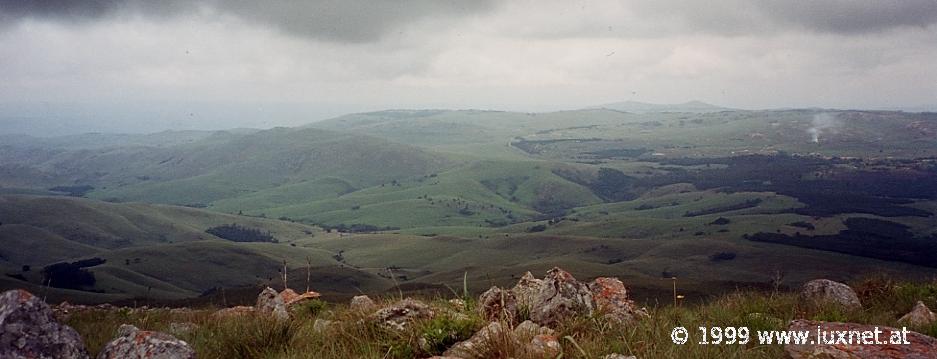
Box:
[588,100,733,113]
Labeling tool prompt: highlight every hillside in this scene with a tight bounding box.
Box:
[0,195,393,303]
[588,100,733,113]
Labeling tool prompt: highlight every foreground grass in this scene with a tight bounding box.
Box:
[67,278,937,358]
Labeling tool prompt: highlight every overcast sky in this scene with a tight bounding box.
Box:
[2,0,937,135]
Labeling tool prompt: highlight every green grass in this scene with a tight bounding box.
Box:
[64,278,937,358]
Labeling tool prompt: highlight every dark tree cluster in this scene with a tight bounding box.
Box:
[41,257,105,290]
[206,224,277,243]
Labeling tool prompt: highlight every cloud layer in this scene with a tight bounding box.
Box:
[1,0,936,133]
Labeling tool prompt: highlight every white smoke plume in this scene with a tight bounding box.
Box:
[807,113,842,143]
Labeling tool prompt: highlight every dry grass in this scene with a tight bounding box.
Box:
[66,278,937,358]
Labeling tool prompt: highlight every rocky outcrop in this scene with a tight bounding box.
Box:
[800,279,862,309]
[899,301,937,327]
[511,271,544,312]
[786,319,937,359]
[350,295,376,311]
[526,334,561,358]
[444,320,562,359]
[256,287,289,320]
[529,267,594,326]
[372,298,434,331]
[589,277,648,323]
[96,324,195,359]
[477,286,518,323]
[279,288,321,309]
[0,289,90,359]
[444,322,512,358]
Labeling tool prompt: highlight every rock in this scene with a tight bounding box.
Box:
[167,322,198,336]
[786,319,937,359]
[350,295,376,311]
[313,319,335,333]
[97,324,195,359]
[525,334,561,358]
[602,355,636,359]
[511,271,544,312]
[444,322,515,359]
[899,301,937,327]
[0,289,90,359]
[800,279,862,309]
[529,267,594,326]
[213,305,254,317]
[513,320,554,342]
[477,286,518,323]
[449,298,466,311]
[256,287,289,320]
[373,298,434,331]
[279,288,321,309]
[589,277,648,324]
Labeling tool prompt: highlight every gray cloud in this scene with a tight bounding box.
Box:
[0,0,495,42]
[629,1,937,36]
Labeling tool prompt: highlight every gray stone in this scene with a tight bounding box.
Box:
[899,301,937,327]
[96,325,195,359]
[800,279,862,309]
[350,295,376,311]
[256,287,289,320]
[477,286,518,323]
[0,289,89,359]
[372,298,434,331]
[529,267,594,326]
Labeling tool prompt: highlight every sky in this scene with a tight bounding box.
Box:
[2,0,937,135]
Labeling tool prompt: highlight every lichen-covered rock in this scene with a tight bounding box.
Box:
[512,320,554,342]
[800,279,861,309]
[529,267,594,326]
[0,289,89,359]
[256,287,289,320]
[525,334,561,358]
[786,319,937,359]
[97,324,195,359]
[511,271,544,312]
[350,295,376,311]
[444,322,515,359]
[279,288,321,309]
[589,277,648,323]
[372,298,434,331]
[899,301,937,327]
[477,286,518,323]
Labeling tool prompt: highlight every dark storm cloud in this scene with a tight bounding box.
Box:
[0,0,495,42]
[629,0,937,36]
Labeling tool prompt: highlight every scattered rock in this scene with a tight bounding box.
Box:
[350,295,376,311]
[448,298,466,311]
[511,271,544,311]
[256,287,289,321]
[529,267,594,326]
[899,301,937,327]
[525,334,561,358]
[786,319,937,359]
[167,322,198,337]
[97,324,195,359]
[589,277,647,323]
[800,279,862,309]
[512,320,554,342]
[373,298,434,331]
[279,288,321,309]
[444,322,514,359]
[0,289,90,359]
[313,319,335,333]
[477,286,518,323]
[213,305,254,317]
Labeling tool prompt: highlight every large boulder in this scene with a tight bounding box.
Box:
[786,319,937,358]
[97,324,195,359]
[372,298,434,331]
[899,301,937,327]
[0,289,89,359]
[589,277,648,324]
[477,286,518,323]
[800,279,862,309]
[279,288,321,309]
[350,295,376,311]
[256,287,289,320]
[511,271,544,312]
[529,267,594,326]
